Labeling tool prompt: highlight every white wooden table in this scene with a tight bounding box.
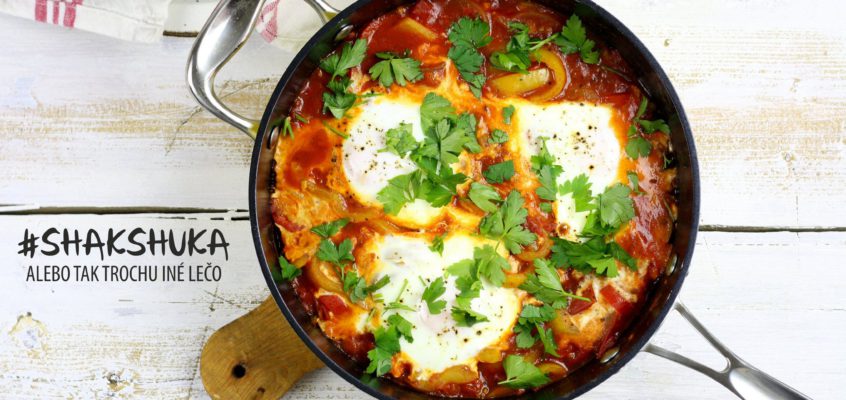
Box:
[1,1,844,399]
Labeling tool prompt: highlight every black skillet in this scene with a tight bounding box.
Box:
[186,0,810,398]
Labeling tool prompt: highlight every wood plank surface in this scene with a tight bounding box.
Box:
[1,0,844,227]
[1,0,844,399]
[1,214,842,399]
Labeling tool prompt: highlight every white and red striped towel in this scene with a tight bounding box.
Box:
[0,0,353,49]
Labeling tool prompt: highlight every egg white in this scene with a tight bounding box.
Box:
[369,233,520,379]
[342,97,444,226]
[516,102,623,239]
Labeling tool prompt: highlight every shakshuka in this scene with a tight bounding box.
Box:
[269,0,677,397]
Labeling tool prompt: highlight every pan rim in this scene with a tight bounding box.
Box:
[249,0,700,398]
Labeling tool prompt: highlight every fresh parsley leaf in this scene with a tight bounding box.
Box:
[519,304,557,324]
[386,314,414,343]
[499,355,551,389]
[382,278,415,312]
[535,164,562,202]
[345,272,390,303]
[369,53,423,87]
[420,93,455,133]
[468,182,501,213]
[320,39,368,78]
[530,138,563,204]
[502,105,515,125]
[310,218,349,238]
[380,122,418,157]
[540,202,553,213]
[316,238,355,267]
[587,257,618,277]
[366,326,399,376]
[446,258,488,326]
[627,171,643,194]
[451,299,489,327]
[520,258,586,308]
[625,136,652,159]
[513,305,560,356]
[483,160,515,184]
[489,129,509,144]
[639,118,670,134]
[626,98,667,159]
[597,183,635,228]
[634,98,670,134]
[319,40,368,118]
[514,323,536,348]
[559,173,594,212]
[608,241,638,271]
[550,236,607,271]
[429,234,445,255]
[275,256,301,282]
[377,170,424,215]
[421,277,447,314]
[322,87,357,119]
[479,190,537,254]
[448,16,493,49]
[447,17,492,97]
[550,236,635,277]
[474,245,510,287]
[554,15,599,64]
[530,138,557,172]
[536,324,560,357]
[489,22,532,73]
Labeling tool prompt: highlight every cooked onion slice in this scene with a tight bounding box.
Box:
[490,68,550,96]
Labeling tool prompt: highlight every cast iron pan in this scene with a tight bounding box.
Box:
[187,0,811,398]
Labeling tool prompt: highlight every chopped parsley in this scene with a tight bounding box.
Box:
[446,257,487,326]
[345,273,390,303]
[382,278,415,312]
[447,17,492,97]
[489,129,509,144]
[479,190,537,254]
[377,94,479,215]
[519,258,587,309]
[559,173,594,212]
[483,160,515,184]
[380,122,418,157]
[468,182,501,213]
[627,171,643,194]
[320,39,368,78]
[429,234,445,255]
[513,304,560,356]
[554,15,599,64]
[489,22,532,73]
[499,355,551,389]
[421,277,447,314]
[310,218,349,238]
[274,255,301,282]
[474,244,511,287]
[365,313,412,376]
[319,39,368,119]
[316,238,354,267]
[597,183,635,228]
[626,98,669,159]
[502,105,515,124]
[377,170,425,215]
[369,51,423,87]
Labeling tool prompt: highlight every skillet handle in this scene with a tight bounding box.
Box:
[186,0,339,138]
[643,302,812,400]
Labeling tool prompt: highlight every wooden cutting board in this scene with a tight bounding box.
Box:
[199,297,324,399]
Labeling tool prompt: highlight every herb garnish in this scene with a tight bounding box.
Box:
[447,17,492,97]
[369,51,423,87]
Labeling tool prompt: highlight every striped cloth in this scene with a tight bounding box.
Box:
[0,0,171,42]
[0,0,353,49]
